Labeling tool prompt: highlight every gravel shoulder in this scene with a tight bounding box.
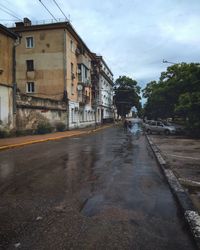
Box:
[149,135,200,213]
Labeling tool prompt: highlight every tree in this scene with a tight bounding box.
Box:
[114,76,141,118]
[175,92,200,136]
[143,63,200,136]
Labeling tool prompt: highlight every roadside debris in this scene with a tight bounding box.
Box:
[14,242,21,248]
[36,216,43,221]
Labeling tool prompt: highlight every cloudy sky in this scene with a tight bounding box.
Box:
[1,0,200,89]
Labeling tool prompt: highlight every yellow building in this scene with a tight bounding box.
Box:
[10,18,94,129]
[0,24,18,129]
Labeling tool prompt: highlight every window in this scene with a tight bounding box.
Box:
[71,108,74,123]
[71,63,74,79]
[85,67,88,79]
[26,60,34,71]
[157,122,163,127]
[78,64,81,73]
[71,83,74,95]
[26,82,35,93]
[70,40,73,51]
[26,37,34,48]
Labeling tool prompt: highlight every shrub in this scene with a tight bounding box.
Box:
[55,122,66,132]
[0,129,9,138]
[15,129,34,137]
[36,121,53,134]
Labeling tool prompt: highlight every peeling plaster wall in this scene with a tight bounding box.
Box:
[16,93,67,130]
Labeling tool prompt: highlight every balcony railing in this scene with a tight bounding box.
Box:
[78,76,91,87]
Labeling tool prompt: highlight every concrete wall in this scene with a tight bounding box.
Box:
[16,93,67,130]
[0,84,13,129]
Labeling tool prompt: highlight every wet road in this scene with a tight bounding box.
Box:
[0,124,197,249]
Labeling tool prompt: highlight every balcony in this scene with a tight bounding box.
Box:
[78,76,91,87]
[77,54,90,69]
[78,93,90,105]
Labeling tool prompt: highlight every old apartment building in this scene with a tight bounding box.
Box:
[0,24,18,129]
[10,18,96,129]
[92,54,114,124]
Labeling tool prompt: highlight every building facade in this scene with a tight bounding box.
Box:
[0,24,18,129]
[91,54,114,124]
[10,18,95,129]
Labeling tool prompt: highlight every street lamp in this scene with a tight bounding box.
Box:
[162,59,176,65]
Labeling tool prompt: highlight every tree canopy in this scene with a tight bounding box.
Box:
[143,63,200,136]
[114,76,141,118]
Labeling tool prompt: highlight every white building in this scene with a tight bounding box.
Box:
[92,55,114,124]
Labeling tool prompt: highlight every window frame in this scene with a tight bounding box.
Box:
[26,60,34,71]
[26,82,35,93]
[26,36,34,48]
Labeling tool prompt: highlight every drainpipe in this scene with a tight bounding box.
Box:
[63,29,69,129]
[12,36,20,129]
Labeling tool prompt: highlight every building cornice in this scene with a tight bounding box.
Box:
[100,70,114,86]
[10,20,92,57]
[0,24,18,39]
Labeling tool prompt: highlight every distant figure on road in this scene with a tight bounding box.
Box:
[128,121,132,132]
[123,119,128,132]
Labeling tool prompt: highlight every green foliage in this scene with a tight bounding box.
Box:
[15,129,34,136]
[36,121,53,134]
[175,92,200,137]
[114,75,141,117]
[0,129,9,138]
[55,122,66,132]
[143,63,200,136]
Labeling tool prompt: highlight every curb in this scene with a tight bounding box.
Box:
[146,134,200,249]
[0,124,112,152]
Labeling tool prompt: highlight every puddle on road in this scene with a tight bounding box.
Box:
[80,194,105,217]
[125,120,143,140]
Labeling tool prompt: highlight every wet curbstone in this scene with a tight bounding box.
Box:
[0,124,113,152]
[146,134,200,249]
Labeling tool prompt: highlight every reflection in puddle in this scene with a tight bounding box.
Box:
[0,161,14,180]
[128,121,142,140]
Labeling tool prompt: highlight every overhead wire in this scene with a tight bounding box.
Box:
[52,0,68,20]
[39,0,57,21]
[0,4,22,21]
[0,3,22,19]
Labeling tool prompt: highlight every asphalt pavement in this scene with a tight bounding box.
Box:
[0,125,197,249]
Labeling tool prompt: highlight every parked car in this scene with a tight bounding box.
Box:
[145,120,176,135]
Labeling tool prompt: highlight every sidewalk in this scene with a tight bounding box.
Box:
[0,124,113,151]
[146,134,200,249]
